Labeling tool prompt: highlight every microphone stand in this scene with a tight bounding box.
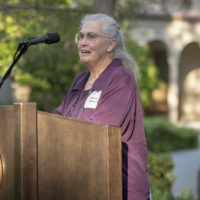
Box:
[0,43,29,89]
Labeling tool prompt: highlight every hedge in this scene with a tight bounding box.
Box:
[145,117,199,199]
[144,117,199,153]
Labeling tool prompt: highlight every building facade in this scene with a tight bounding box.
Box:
[131,0,200,124]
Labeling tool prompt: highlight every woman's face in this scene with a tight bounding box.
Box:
[77,20,112,68]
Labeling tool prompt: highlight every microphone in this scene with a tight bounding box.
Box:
[20,32,60,46]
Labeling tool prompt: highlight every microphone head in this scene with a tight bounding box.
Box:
[45,32,60,44]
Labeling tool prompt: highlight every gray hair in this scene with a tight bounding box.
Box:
[80,13,139,79]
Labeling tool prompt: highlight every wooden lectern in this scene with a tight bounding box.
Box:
[0,103,122,200]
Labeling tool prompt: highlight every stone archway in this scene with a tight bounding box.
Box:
[146,40,169,117]
[149,40,169,84]
[179,42,200,121]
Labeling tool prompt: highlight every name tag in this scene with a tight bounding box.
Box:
[84,91,102,109]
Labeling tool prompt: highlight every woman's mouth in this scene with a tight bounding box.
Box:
[81,50,91,54]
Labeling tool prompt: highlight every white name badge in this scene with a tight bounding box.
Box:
[84,91,102,109]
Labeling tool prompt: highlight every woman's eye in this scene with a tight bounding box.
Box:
[79,34,84,40]
[88,33,97,39]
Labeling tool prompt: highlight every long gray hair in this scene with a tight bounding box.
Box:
[80,13,139,79]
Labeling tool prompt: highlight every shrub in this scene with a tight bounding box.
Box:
[144,117,199,152]
[151,184,194,200]
[148,153,195,200]
[146,117,199,200]
[148,153,175,192]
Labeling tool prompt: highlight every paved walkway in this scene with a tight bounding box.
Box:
[171,146,200,199]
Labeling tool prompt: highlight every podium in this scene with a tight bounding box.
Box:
[0,103,122,200]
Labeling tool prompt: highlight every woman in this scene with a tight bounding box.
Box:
[54,13,150,200]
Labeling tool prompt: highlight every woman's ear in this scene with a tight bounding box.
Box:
[107,40,117,52]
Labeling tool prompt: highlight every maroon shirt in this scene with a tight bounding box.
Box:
[53,59,150,200]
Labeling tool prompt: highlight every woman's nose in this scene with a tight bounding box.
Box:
[79,37,89,45]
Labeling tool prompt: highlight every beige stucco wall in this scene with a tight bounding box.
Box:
[131,16,200,122]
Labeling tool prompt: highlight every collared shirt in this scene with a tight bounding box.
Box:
[53,58,150,200]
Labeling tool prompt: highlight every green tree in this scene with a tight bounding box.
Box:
[125,38,161,106]
[0,1,86,110]
[0,0,161,110]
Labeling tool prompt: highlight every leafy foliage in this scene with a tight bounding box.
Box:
[149,153,195,200]
[126,39,161,106]
[0,2,161,110]
[145,117,199,200]
[144,117,199,152]
[16,11,85,111]
[0,3,87,110]
[149,153,174,192]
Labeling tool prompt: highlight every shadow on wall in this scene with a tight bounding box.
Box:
[179,42,200,121]
[0,77,31,104]
[145,40,169,118]
[0,78,13,104]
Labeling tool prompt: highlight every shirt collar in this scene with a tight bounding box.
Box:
[72,71,90,91]
[93,58,121,90]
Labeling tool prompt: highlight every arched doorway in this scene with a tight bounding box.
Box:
[179,42,200,121]
[146,40,169,117]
